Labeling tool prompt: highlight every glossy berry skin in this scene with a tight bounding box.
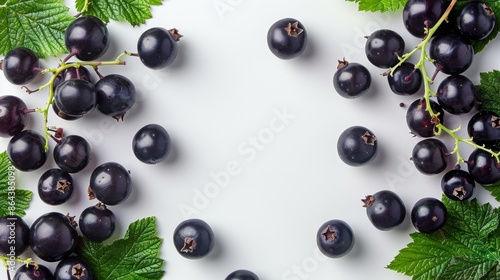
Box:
[54,79,96,118]
[225,270,259,280]
[54,66,93,90]
[95,74,136,119]
[457,1,496,40]
[65,16,109,61]
[54,256,93,280]
[412,138,449,175]
[13,264,55,280]
[0,215,30,256]
[365,29,405,68]
[316,219,354,258]
[406,98,444,138]
[7,130,47,171]
[436,75,476,115]
[132,124,171,164]
[362,190,406,231]
[53,135,91,173]
[52,102,81,121]
[337,126,378,166]
[403,0,447,38]
[79,203,116,242]
[29,212,78,262]
[89,162,132,205]
[467,111,500,147]
[2,47,40,85]
[137,27,180,69]
[173,219,215,259]
[441,169,475,201]
[411,197,447,233]
[429,33,474,75]
[387,62,422,95]
[267,18,307,60]
[467,148,500,186]
[0,95,30,137]
[333,61,371,98]
[38,168,74,205]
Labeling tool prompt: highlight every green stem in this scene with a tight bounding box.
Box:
[0,255,35,270]
[36,51,131,151]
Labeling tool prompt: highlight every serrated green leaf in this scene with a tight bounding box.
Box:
[0,151,32,217]
[475,70,500,116]
[345,0,407,12]
[76,0,163,26]
[0,0,75,58]
[388,197,500,279]
[76,216,165,280]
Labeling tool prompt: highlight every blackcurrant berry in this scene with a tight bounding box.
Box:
[411,197,447,233]
[54,79,96,118]
[54,256,93,280]
[362,190,406,231]
[365,29,405,68]
[406,98,444,138]
[267,18,307,60]
[337,126,378,166]
[7,130,47,172]
[0,95,30,138]
[173,219,215,259]
[79,203,116,242]
[38,168,74,205]
[411,138,449,175]
[436,74,476,115]
[65,16,110,61]
[29,212,78,262]
[132,124,171,164]
[333,60,371,99]
[387,62,423,96]
[467,111,500,148]
[441,169,475,201]
[457,1,496,40]
[467,148,500,186]
[429,33,474,75]
[403,0,447,38]
[316,219,354,258]
[88,162,132,205]
[137,27,182,69]
[95,74,136,120]
[2,47,40,85]
[0,215,30,256]
[53,66,93,90]
[13,263,55,280]
[225,269,259,280]
[53,135,91,173]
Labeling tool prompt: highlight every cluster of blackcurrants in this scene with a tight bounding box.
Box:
[0,13,180,279]
[339,0,498,240]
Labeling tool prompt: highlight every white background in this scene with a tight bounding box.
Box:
[1,0,500,279]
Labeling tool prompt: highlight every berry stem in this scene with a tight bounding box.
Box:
[35,51,132,151]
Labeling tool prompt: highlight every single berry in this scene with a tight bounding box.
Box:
[337,126,378,166]
[225,269,259,280]
[0,95,30,138]
[137,27,182,69]
[387,62,423,96]
[441,169,475,201]
[53,135,91,173]
[7,130,47,171]
[467,148,500,186]
[88,162,132,205]
[429,33,474,75]
[13,263,55,280]
[38,168,74,205]
[411,138,449,175]
[406,98,444,138]
[173,219,215,259]
[467,111,500,148]
[333,60,371,98]
[65,16,109,61]
[95,74,136,120]
[457,1,496,40]
[436,75,476,115]
[362,190,406,231]
[132,124,171,164]
[365,29,405,68]
[267,18,307,59]
[411,197,447,233]
[54,79,96,118]
[402,0,447,38]
[2,47,40,85]
[316,219,354,258]
[79,203,116,242]
[54,256,93,280]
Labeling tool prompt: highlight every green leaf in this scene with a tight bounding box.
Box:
[0,0,75,58]
[475,70,500,116]
[76,216,165,280]
[387,196,500,279]
[0,151,32,217]
[345,0,407,12]
[76,0,163,26]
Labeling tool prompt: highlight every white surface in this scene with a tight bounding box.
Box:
[1,0,500,279]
